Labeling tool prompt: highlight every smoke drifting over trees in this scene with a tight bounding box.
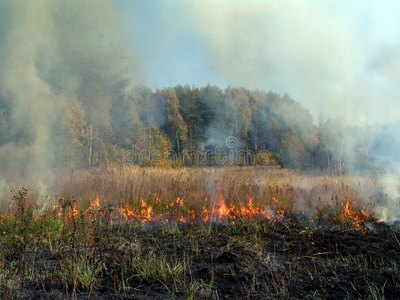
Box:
[0,0,139,177]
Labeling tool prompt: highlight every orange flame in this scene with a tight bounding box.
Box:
[1,191,377,231]
[339,198,374,230]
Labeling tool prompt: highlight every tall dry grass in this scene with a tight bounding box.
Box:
[54,166,381,215]
[1,166,383,218]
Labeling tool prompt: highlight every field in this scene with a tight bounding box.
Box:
[0,166,399,299]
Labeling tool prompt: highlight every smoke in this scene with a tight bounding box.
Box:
[179,0,400,221]
[182,1,400,124]
[0,0,139,203]
[0,1,54,176]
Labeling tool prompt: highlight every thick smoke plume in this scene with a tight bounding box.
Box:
[0,0,137,200]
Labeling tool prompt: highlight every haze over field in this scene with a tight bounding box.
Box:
[1,0,400,221]
[128,0,400,124]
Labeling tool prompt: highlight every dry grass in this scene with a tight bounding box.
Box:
[46,166,380,227]
[0,166,383,226]
[51,166,380,211]
[0,166,398,299]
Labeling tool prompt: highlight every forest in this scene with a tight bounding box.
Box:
[0,78,389,172]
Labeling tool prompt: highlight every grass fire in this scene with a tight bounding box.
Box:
[2,1,400,299]
[1,167,399,299]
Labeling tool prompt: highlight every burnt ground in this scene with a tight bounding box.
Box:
[2,220,400,300]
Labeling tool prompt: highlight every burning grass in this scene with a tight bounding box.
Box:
[44,166,381,230]
[0,166,399,299]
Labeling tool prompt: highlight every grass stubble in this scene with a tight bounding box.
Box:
[0,166,399,299]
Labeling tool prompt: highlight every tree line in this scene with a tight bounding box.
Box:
[0,78,386,172]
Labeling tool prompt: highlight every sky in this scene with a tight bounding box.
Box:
[116,0,400,124]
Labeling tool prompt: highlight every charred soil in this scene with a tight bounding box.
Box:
[2,220,400,300]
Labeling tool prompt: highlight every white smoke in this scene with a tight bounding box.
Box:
[0,0,140,205]
[181,1,400,124]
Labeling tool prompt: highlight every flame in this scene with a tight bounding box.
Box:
[68,204,79,219]
[90,196,101,210]
[339,198,373,230]
[240,198,258,218]
[0,191,377,231]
